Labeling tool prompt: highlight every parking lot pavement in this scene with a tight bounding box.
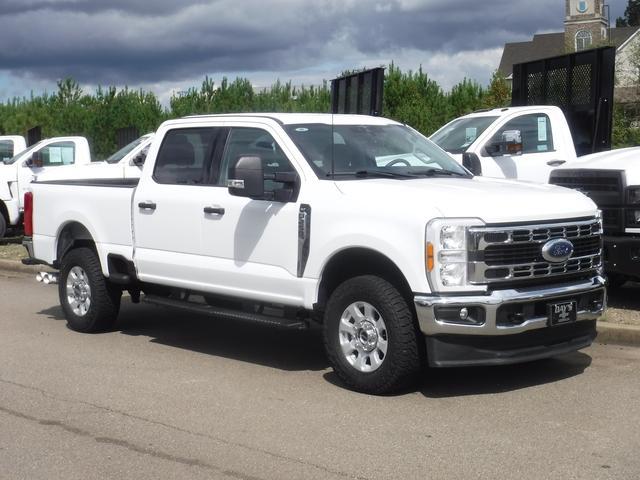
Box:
[1,271,640,480]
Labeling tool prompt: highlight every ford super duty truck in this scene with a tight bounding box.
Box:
[23,113,606,394]
[550,147,640,288]
[430,106,578,183]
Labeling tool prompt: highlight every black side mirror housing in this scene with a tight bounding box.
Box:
[132,152,147,166]
[462,152,482,176]
[27,151,43,168]
[228,156,265,199]
[486,129,523,157]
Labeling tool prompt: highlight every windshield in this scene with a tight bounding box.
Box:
[105,136,150,164]
[430,116,499,154]
[284,123,470,179]
[2,141,43,165]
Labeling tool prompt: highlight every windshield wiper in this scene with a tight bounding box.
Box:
[328,170,416,179]
[413,169,470,177]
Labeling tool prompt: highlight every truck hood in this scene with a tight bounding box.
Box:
[335,176,597,224]
[554,147,640,184]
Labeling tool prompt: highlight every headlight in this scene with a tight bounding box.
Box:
[426,218,484,293]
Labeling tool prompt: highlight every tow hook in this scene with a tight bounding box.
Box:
[36,272,59,285]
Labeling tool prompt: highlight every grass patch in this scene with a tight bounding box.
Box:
[0,243,26,261]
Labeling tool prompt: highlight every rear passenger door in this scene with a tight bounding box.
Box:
[133,127,228,286]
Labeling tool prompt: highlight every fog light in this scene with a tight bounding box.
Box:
[435,306,485,326]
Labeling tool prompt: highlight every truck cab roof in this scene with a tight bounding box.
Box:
[180,113,403,126]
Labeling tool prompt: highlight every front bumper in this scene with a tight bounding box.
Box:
[603,235,640,278]
[414,274,605,367]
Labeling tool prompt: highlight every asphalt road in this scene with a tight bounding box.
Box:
[1,271,639,480]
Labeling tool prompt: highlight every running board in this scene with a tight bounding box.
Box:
[143,295,309,330]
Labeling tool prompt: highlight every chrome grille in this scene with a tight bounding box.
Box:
[468,218,602,284]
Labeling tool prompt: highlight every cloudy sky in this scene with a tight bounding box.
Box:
[0,0,627,104]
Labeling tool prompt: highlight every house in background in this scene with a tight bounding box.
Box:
[498,0,640,103]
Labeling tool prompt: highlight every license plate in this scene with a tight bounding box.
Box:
[548,300,577,326]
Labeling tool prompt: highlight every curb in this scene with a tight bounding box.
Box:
[0,259,52,275]
[596,322,640,347]
[0,259,639,347]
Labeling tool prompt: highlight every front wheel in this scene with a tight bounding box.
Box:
[59,247,121,332]
[323,275,423,394]
[0,214,6,239]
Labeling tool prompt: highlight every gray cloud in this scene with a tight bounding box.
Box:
[0,0,626,87]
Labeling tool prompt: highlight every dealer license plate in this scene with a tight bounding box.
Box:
[548,300,577,326]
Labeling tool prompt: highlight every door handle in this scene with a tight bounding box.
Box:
[138,201,157,211]
[204,206,225,215]
[546,160,566,167]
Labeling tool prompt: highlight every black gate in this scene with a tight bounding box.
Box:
[116,126,140,149]
[511,46,615,156]
[27,126,42,147]
[331,68,385,116]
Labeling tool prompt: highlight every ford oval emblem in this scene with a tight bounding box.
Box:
[541,238,574,263]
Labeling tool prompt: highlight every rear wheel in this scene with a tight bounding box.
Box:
[59,247,121,332]
[0,213,6,239]
[323,275,422,394]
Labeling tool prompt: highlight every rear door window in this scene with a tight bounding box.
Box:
[153,128,227,185]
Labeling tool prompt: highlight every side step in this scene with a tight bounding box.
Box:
[143,295,309,330]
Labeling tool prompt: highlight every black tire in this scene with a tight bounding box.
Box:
[58,247,121,333]
[323,275,422,394]
[0,213,6,239]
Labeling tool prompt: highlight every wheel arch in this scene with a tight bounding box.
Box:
[316,247,415,313]
[55,221,97,265]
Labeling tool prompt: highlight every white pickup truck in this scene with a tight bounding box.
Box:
[72,133,154,180]
[0,136,91,238]
[23,113,606,394]
[0,135,27,162]
[430,106,578,183]
[549,147,640,288]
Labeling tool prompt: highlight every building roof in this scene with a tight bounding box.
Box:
[498,26,639,78]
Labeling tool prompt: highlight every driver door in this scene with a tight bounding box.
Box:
[481,113,557,183]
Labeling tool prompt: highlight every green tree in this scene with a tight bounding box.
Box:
[616,0,640,27]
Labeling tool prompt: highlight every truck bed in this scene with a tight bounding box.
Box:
[31,179,137,270]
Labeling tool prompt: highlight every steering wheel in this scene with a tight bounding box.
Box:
[385,158,411,167]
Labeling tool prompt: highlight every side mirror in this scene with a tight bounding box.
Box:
[228,156,265,199]
[486,129,523,157]
[462,152,482,176]
[26,151,43,168]
[132,152,147,167]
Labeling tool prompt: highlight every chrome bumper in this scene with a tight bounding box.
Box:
[415,275,606,336]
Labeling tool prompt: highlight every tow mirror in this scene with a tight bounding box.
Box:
[26,151,43,168]
[486,129,523,157]
[462,152,482,176]
[228,156,265,199]
[132,152,147,167]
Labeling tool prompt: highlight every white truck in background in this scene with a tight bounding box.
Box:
[0,135,27,162]
[0,137,92,238]
[23,113,605,394]
[73,133,154,180]
[550,147,640,288]
[430,106,578,183]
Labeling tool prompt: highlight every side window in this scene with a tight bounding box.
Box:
[0,140,14,162]
[490,114,554,154]
[40,142,76,166]
[219,128,295,191]
[153,128,222,185]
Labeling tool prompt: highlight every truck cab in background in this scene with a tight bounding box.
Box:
[0,135,27,162]
[0,136,92,238]
[431,106,578,183]
[73,133,154,180]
